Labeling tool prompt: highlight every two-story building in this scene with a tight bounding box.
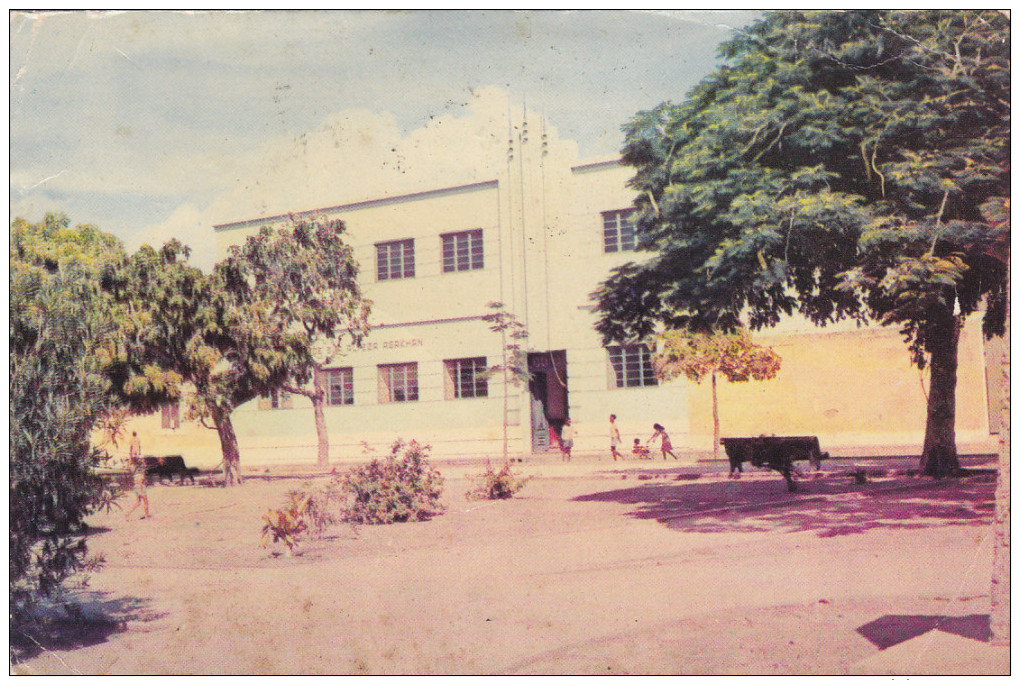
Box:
[125,113,1004,468]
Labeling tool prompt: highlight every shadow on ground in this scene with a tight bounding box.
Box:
[10,591,158,664]
[572,473,996,537]
[857,613,991,649]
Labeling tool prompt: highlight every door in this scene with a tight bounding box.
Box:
[528,351,569,452]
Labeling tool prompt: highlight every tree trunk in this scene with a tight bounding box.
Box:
[990,269,1010,645]
[211,407,242,486]
[711,371,720,460]
[312,370,330,468]
[920,308,961,477]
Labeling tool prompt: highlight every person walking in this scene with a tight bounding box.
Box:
[124,431,151,520]
[560,418,575,462]
[609,414,624,461]
[648,423,678,460]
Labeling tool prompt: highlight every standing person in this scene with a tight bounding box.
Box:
[124,431,151,520]
[648,423,678,461]
[609,414,624,461]
[560,418,575,462]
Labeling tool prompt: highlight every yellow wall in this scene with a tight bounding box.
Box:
[685,316,995,453]
[92,413,224,470]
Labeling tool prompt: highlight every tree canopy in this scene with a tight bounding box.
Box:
[228,216,371,466]
[594,10,1009,476]
[652,329,782,458]
[10,215,123,630]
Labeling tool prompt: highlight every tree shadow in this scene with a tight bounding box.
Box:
[11,590,161,663]
[857,613,991,649]
[572,473,996,537]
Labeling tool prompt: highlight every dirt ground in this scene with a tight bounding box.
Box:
[10,457,1010,675]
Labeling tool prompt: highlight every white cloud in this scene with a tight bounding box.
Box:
[137,85,579,270]
[127,202,214,271]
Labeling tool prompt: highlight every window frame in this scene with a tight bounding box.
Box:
[441,229,484,273]
[322,367,354,407]
[378,362,419,403]
[608,344,658,388]
[375,238,416,281]
[444,357,489,399]
[602,209,637,253]
[260,389,293,410]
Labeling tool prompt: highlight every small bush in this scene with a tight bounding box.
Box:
[260,491,311,555]
[339,440,444,524]
[260,478,348,555]
[467,460,532,500]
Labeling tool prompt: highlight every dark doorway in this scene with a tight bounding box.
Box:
[528,350,568,452]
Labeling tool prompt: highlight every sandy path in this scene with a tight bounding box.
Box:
[11,463,1006,674]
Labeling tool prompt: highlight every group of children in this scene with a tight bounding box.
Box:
[560,415,675,462]
[601,414,678,461]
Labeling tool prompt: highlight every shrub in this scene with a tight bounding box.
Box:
[260,491,311,556]
[339,440,444,524]
[260,478,347,555]
[466,460,532,500]
[10,258,117,631]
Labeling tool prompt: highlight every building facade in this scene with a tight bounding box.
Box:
[123,118,1003,468]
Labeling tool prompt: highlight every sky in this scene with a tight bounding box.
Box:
[10,10,760,270]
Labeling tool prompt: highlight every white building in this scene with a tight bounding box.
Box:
[136,113,1001,468]
[212,118,693,464]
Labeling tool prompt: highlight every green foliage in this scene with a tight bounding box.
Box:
[114,217,370,467]
[9,215,122,629]
[595,10,1009,475]
[466,460,532,500]
[596,10,1009,347]
[111,218,363,465]
[231,216,371,378]
[229,216,371,464]
[481,301,532,385]
[653,329,782,384]
[339,440,445,524]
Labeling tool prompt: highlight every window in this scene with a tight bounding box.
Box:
[161,401,180,430]
[376,239,415,280]
[444,357,488,399]
[608,345,658,388]
[322,367,354,407]
[441,229,484,272]
[259,390,293,410]
[378,363,419,403]
[603,209,636,253]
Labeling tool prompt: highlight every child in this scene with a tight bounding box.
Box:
[632,438,651,460]
[609,414,624,461]
[124,431,151,520]
[560,418,574,462]
[648,423,678,460]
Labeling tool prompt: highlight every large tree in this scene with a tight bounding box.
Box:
[594,10,1009,477]
[228,217,370,467]
[113,241,304,481]
[10,215,124,629]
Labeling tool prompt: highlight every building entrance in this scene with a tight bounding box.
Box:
[528,350,568,453]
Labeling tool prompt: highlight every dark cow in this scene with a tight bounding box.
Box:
[143,455,200,484]
[720,436,828,491]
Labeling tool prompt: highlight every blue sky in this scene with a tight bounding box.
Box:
[10,10,759,269]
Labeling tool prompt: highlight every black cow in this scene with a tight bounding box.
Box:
[720,436,827,491]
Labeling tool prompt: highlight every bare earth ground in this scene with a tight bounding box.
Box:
[11,457,1010,675]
